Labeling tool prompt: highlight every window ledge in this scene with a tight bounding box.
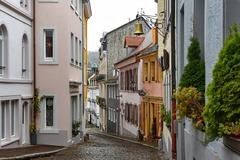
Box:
[39,129,59,134]
[1,137,20,147]
[0,79,32,84]
[39,61,58,65]
[70,63,82,69]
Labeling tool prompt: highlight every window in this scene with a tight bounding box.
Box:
[133,68,138,91]
[125,104,128,121]
[108,108,111,120]
[0,28,4,76]
[22,35,28,78]
[129,70,133,90]
[134,105,138,125]
[45,97,54,127]
[126,71,129,90]
[71,33,74,63]
[44,29,54,60]
[150,61,156,81]
[144,63,148,82]
[79,0,83,18]
[120,72,124,90]
[1,101,6,139]
[79,40,82,66]
[75,37,78,65]
[113,109,116,123]
[75,0,78,10]
[11,101,16,136]
[0,26,7,76]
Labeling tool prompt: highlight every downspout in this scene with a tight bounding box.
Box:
[33,0,36,127]
[82,1,85,135]
[171,0,176,159]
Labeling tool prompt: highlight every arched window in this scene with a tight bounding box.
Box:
[22,34,28,78]
[0,25,7,77]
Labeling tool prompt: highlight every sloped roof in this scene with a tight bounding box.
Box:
[115,28,157,66]
[124,36,145,48]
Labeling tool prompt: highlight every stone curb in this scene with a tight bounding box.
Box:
[93,131,160,151]
[0,147,66,160]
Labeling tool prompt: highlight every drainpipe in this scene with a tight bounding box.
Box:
[33,0,36,126]
[171,0,176,159]
[82,1,85,136]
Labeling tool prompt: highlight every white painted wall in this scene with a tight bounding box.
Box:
[0,2,33,148]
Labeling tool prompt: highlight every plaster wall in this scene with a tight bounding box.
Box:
[35,0,84,146]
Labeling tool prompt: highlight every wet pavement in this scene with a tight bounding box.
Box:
[33,133,163,160]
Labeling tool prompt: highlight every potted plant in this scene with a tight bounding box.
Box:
[30,123,37,145]
[72,121,81,137]
[203,25,240,153]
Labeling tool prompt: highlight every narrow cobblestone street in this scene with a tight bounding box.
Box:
[33,133,163,160]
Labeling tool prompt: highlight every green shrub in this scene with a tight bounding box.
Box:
[204,25,240,140]
[72,121,81,137]
[166,111,171,128]
[179,37,205,94]
[174,87,205,130]
[160,104,167,122]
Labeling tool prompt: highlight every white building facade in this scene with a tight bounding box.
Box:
[0,0,33,148]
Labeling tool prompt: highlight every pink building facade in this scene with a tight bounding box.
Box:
[35,0,91,146]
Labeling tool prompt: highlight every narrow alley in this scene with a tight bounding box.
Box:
[33,132,163,160]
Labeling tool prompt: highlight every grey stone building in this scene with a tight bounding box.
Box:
[99,18,151,134]
[175,0,240,159]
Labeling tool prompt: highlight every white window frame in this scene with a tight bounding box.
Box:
[75,37,78,65]
[71,33,74,64]
[10,101,16,137]
[71,95,79,122]
[45,97,54,128]
[1,101,6,140]
[22,35,28,78]
[79,40,82,66]
[79,0,83,19]
[43,29,54,61]
[40,95,58,134]
[0,28,5,77]
[75,0,79,15]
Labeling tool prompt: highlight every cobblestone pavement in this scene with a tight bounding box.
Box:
[33,133,163,160]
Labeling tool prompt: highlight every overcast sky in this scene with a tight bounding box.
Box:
[88,0,157,52]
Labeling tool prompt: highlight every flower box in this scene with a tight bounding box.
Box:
[223,136,240,155]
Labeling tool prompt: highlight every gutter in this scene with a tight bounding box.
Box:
[171,0,176,159]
